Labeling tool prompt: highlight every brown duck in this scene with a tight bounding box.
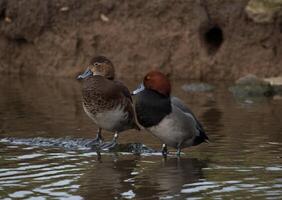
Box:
[77,56,139,149]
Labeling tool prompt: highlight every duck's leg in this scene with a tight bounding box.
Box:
[176,147,181,157]
[94,128,103,143]
[89,128,103,146]
[96,150,102,162]
[100,132,119,150]
[112,132,119,143]
[87,128,103,149]
[162,144,168,157]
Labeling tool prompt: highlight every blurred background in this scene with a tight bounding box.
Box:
[0,0,281,80]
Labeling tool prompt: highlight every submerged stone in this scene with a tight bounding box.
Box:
[273,85,282,95]
[264,76,282,95]
[0,137,99,150]
[229,74,275,99]
[182,83,215,93]
[109,143,157,154]
[0,137,157,154]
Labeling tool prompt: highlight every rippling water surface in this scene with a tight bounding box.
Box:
[0,75,282,199]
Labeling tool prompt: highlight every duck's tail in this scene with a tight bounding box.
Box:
[133,122,141,131]
[193,128,210,146]
[204,138,211,143]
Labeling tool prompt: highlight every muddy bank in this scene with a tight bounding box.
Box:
[0,0,282,80]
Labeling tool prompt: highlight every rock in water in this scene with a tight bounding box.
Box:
[264,76,282,96]
[229,74,275,98]
[182,83,215,93]
[0,137,157,154]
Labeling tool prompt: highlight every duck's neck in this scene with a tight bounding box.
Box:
[135,89,171,128]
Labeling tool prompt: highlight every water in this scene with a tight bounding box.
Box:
[0,75,282,200]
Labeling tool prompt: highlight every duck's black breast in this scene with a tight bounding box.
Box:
[135,89,172,128]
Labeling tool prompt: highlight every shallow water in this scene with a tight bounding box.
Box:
[0,75,282,200]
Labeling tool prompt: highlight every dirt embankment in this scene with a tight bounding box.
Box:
[0,0,281,80]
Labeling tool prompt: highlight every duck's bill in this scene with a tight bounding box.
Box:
[131,83,145,95]
[77,68,93,80]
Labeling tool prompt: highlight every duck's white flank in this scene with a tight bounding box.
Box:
[148,105,197,149]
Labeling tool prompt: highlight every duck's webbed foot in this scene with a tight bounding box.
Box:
[162,144,168,158]
[99,132,119,151]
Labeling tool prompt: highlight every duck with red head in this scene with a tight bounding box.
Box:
[77,56,140,150]
[133,70,209,156]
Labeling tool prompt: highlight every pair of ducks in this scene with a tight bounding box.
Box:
[77,56,209,156]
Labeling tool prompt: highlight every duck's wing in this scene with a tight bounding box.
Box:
[114,80,141,130]
[171,96,209,144]
[114,80,133,102]
[171,97,196,117]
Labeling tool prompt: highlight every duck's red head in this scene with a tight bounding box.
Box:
[143,70,171,97]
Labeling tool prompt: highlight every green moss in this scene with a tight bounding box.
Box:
[246,0,282,23]
[248,0,282,12]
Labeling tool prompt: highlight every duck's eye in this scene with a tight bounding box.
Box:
[145,76,150,80]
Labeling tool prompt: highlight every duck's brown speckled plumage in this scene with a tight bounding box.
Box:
[82,75,138,132]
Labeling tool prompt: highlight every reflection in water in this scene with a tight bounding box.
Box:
[78,157,140,200]
[1,75,282,199]
[201,105,223,134]
[81,157,207,200]
[133,157,207,199]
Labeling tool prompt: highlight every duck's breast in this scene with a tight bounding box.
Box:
[148,105,197,148]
